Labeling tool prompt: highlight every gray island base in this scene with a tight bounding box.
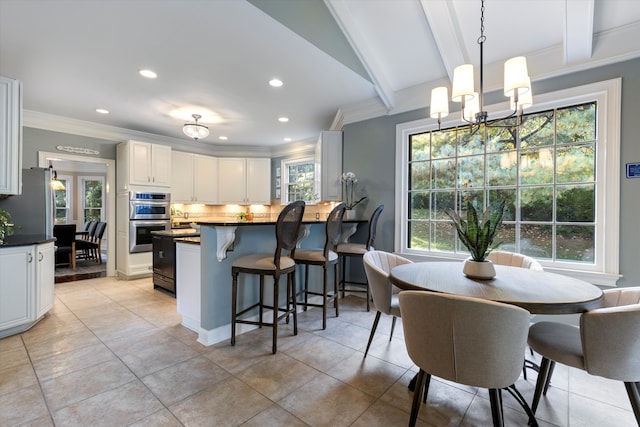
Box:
[176,219,364,346]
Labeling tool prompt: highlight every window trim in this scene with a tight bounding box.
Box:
[395,78,621,286]
[79,175,105,222]
[280,156,318,205]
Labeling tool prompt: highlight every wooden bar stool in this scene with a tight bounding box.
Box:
[292,203,346,330]
[231,201,305,354]
[336,204,383,311]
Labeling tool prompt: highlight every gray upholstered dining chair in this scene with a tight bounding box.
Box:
[487,250,542,378]
[362,250,412,357]
[487,250,543,270]
[399,290,535,427]
[231,201,305,354]
[292,202,346,330]
[528,287,640,423]
[336,204,383,311]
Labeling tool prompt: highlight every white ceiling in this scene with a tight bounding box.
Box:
[1,0,640,152]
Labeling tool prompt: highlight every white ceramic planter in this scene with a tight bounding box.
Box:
[462,258,496,279]
[344,210,356,221]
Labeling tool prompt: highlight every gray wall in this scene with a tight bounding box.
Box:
[22,127,118,167]
[343,57,640,288]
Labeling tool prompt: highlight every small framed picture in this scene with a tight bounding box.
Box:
[275,189,281,198]
[276,167,281,177]
[275,178,281,188]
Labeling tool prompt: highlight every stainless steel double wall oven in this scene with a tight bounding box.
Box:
[129,192,170,253]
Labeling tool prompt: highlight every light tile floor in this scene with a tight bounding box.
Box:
[0,276,636,426]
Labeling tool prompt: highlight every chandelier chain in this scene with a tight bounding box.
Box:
[478,0,486,44]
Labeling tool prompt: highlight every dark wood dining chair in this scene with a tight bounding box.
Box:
[53,224,76,270]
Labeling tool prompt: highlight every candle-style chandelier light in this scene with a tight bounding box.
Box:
[430,0,533,129]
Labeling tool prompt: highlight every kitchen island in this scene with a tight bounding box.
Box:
[176,216,365,346]
[0,235,56,338]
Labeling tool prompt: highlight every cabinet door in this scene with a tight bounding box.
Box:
[171,151,195,203]
[217,158,246,204]
[318,131,343,201]
[0,76,22,195]
[130,140,153,185]
[151,144,172,187]
[194,155,218,204]
[0,246,33,330]
[36,242,55,318]
[246,158,271,204]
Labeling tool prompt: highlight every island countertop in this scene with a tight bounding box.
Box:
[193,217,366,226]
[0,234,56,247]
[151,229,200,238]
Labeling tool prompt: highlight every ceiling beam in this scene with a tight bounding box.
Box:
[420,0,467,83]
[325,0,395,110]
[564,0,595,63]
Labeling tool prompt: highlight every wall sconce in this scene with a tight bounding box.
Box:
[49,163,65,191]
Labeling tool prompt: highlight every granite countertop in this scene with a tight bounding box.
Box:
[0,234,57,247]
[151,229,200,238]
[175,236,201,245]
[193,217,366,226]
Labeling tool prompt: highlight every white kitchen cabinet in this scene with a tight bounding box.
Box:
[117,140,171,189]
[171,152,218,204]
[0,241,55,338]
[176,241,201,332]
[315,131,343,202]
[0,246,33,333]
[35,242,55,318]
[217,157,270,205]
[0,76,22,195]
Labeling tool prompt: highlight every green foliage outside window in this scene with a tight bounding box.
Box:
[286,162,316,203]
[408,102,596,263]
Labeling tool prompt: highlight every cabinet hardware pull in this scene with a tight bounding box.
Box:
[28,253,33,263]
[39,252,44,261]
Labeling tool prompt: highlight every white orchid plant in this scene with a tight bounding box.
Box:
[341,171,367,210]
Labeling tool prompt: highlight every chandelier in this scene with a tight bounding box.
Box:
[183,114,210,141]
[430,0,532,128]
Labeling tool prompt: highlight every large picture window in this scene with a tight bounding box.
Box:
[395,80,621,285]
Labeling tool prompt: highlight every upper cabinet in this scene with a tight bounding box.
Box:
[171,152,218,204]
[0,76,22,195]
[217,157,270,205]
[117,140,171,190]
[316,131,343,202]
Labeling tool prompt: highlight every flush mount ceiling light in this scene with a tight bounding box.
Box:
[183,114,209,141]
[430,0,532,129]
[139,69,157,79]
[269,78,283,87]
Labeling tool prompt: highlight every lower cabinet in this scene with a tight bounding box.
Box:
[176,241,201,332]
[36,242,55,318]
[152,235,176,294]
[0,241,55,338]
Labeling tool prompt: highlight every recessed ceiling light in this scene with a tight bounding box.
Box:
[269,78,283,87]
[219,136,228,141]
[278,117,289,123]
[283,137,292,142]
[139,69,157,79]
[95,108,109,114]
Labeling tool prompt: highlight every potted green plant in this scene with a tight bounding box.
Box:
[0,209,15,244]
[445,199,506,279]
